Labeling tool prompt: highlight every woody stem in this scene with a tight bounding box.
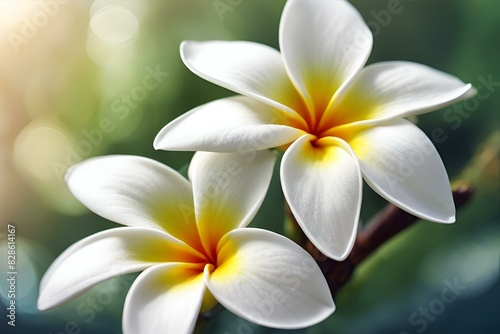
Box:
[286,182,475,296]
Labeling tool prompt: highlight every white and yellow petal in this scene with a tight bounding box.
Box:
[280,0,372,120]
[188,150,275,258]
[66,155,203,250]
[206,228,334,329]
[181,40,306,119]
[38,227,202,311]
[281,135,362,260]
[325,61,474,127]
[123,263,207,334]
[349,119,455,223]
[154,96,305,152]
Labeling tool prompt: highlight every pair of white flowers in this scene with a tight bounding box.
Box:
[38,0,474,332]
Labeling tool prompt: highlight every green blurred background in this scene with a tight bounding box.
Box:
[0,0,499,333]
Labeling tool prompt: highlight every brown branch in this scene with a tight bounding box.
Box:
[288,181,475,296]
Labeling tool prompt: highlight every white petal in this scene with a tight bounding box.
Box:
[281,135,362,260]
[349,119,455,223]
[181,40,305,118]
[206,228,334,329]
[154,96,305,152]
[280,0,372,117]
[327,61,474,126]
[38,227,200,311]
[123,263,206,334]
[189,151,276,255]
[66,155,203,250]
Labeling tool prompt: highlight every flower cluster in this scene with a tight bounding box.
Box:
[38,0,474,333]
[38,152,334,332]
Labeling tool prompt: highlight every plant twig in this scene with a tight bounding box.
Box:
[287,182,475,296]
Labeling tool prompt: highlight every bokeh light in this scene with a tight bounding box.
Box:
[0,1,498,333]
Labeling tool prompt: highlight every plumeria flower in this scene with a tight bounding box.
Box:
[37,151,335,333]
[154,0,475,260]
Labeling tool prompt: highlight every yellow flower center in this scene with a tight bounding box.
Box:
[277,92,363,150]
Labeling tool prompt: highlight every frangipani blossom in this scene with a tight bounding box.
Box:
[154,0,476,260]
[37,152,335,333]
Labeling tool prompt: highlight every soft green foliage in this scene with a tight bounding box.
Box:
[1,1,498,333]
